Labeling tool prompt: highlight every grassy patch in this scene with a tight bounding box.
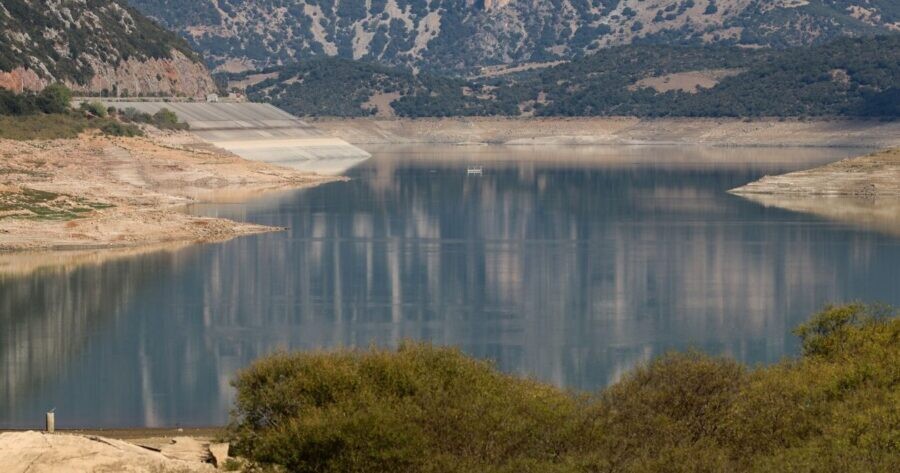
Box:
[229,304,900,472]
[0,114,145,141]
[0,188,112,220]
[0,114,89,140]
[0,166,50,178]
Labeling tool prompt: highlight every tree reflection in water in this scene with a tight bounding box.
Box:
[2,146,898,429]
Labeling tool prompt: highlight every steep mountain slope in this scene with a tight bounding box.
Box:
[0,0,217,96]
[129,0,900,72]
[233,35,900,118]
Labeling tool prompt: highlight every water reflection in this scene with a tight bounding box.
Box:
[2,146,898,429]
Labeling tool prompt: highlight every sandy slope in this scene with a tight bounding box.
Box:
[0,132,341,252]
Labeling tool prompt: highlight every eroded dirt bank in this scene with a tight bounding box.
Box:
[731,148,900,196]
[0,132,340,252]
[311,117,900,148]
[730,148,900,237]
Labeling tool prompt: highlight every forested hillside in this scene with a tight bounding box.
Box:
[129,0,900,72]
[232,35,900,119]
[236,58,511,117]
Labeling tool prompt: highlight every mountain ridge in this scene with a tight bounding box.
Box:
[233,35,900,119]
[128,0,900,72]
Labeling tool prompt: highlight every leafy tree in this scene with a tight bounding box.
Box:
[36,83,72,114]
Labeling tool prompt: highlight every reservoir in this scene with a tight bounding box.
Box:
[2,145,898,429]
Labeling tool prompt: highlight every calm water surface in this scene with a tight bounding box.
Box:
[2,145,899,428]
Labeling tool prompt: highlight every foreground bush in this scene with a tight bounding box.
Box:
[228,304,900,472]
[229,344,578,472]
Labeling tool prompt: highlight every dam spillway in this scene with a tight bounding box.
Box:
[102,102,370,175]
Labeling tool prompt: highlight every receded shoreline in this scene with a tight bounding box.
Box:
[311,117,900,149]
[0,131,342,256]
[730,147,900,196]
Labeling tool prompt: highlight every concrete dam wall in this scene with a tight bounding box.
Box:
[104,102,371,175]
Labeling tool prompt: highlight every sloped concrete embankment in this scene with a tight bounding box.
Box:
[102,102,371,175]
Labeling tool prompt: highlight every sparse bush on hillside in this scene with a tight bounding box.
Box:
[151,108,189,130]
[121,107,154,123]
[0,86,147,139]
[98,120,143,137]
[119,106,189,130]
[79,101,109,118]
[1,83,73,116]
[0,114,88,140]
[229,304,900,473]
[35,84,73,114]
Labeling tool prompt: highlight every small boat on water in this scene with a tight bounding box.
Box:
[467,166,484,175]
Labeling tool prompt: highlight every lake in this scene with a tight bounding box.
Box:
[2,145,899,429]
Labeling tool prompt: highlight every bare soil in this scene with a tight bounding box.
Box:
[0,431,220,472]
[0,131,341,253]
[730,148,900,237]
[731,148,900,196]
[310,117,900,149]
[629,69,744,94]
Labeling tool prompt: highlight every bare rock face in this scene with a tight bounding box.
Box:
[0,0,216,97]
[84,50,218,98]
[0,68,47,93]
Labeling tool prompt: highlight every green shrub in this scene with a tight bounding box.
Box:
[121,107,154,123]
[578,352,744,471]
[79,101,108,118]
[36,84,73,114]
[1,84,72,116]
[152,108,189,130]
[229,343,579,473]
[98,120,143,137]
[0,114,87,140]
[228,305,900,472]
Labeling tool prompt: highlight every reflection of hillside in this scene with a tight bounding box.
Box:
[200,160,895,391]
[4,149,897,428]
[736,194,900,238]
[0,249,191,428]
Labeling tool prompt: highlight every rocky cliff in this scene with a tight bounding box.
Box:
[127,0,900,72]
[0,0,217,96]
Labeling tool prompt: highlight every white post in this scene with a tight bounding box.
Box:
[45,412,55,433]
